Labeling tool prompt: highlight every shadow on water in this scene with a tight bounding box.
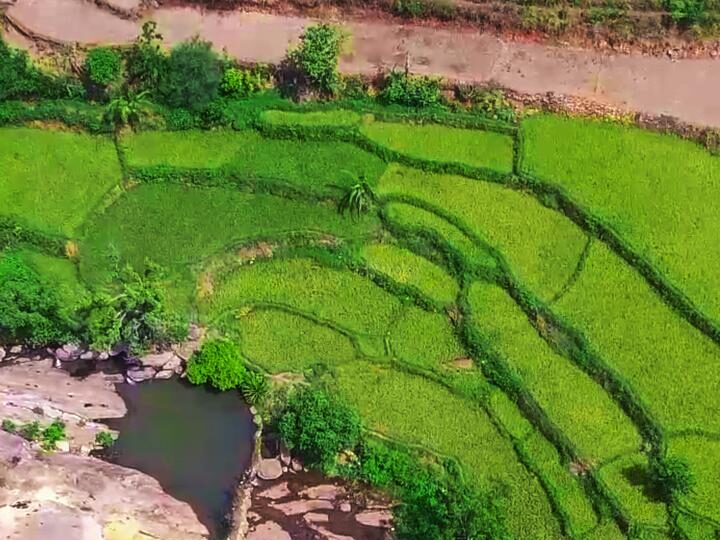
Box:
[101,378,255,539]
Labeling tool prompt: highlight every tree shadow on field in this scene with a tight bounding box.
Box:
[622,463,664,503]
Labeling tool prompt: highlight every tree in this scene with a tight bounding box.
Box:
[84,263,186,353]
[338,179,377,220]
[186,338,247,391]
[126,21,166,94]
[160,38,221,111]
[651,456,696,499]
[104,90,150,130]
[0,252,73,347]
[240,370,270,406]
[85,47,123,87]
[278,387,362,470]
[287,23,346,96]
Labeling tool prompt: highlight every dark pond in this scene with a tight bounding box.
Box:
[103,378,255,539]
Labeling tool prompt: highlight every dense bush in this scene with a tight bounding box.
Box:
[85,47,123,87]
[160,39,222,112]
[393,0,456,20]
[455,86,516,123]
[84,264,186,353]
[650,456,696,499]
[95,431,116,448]
[278,387,362,469]
[667,0,709,25]
[220,66,267,98]
[0,38,72,100]
[287,23,346,96]
[379,71,443,108]
[0,253,73,347]
[240,370,270,406]
[186,338,247,391]
[126,21,167,94]
[41,421,67,451]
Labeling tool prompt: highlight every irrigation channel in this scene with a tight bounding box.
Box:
[102,378,256,538]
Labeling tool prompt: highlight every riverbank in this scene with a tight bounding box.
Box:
[3,0,720,128]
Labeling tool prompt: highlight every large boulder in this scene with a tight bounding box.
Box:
[256,458,283,481]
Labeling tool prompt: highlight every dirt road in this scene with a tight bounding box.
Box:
[5,0,720,127]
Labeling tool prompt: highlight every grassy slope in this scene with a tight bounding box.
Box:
[668,435,720,523]
[361,243,459,305]
[333,361,563,540]
[384,202,497,268]
[470,281,641,462]
[261,109,362,126]
[16,249,88,308]
[378,164,587,301]
[124,129,387,190]
[80,184,379,305]
[522,114,720,325]
[554,242,720,433]
[200,258,402,356]
[361,121,514,172]
[0,127,121,236]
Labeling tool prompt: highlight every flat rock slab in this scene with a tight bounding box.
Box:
[299,484,345,501]
[247,521,292,540]
[355,510,393,527]
[271,499,334,515]
[0,431,209,540]
[257,481,291,500]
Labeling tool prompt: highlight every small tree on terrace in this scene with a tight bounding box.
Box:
[338,176,377,220]
[105,90,150,130]
[159,38,222,112]
[287,23,347,97]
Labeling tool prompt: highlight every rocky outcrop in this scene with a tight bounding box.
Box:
[0,430,210,540]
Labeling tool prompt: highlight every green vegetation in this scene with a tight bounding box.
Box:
[95,431,116,449]
[0,128,121,236]
[470,282,641,462]
[16,250,87,310]
[669,436,720,522]
[362,122,514,172]
[159,39,221,111]
[379,71,443,109]
[379,165,587,301]
[85,47,122,87]
[187,338,247,391]
[523,114,720,325]
[554,242,720,433]
[261,109,361,126]
[362,243,459,305]
[286,23,346,96]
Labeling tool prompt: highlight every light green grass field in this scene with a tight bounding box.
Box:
[522,114,720,325]
[554,242,720,433]
[597,452,669,527]
[388,305,465,371]
[361,121,514,172]
[230,308,358,373]
[261,109,362,126]
[0,128,122,236]
[361,243,459,305]
[384,202,497,268]
[16,249,88,309]
[200,258,402,350]
[125,129,387,191]
[668,434,720,523]
[80,184,379,303]
[379,164,588,300]
[470,281,641,462]
[332,360,563,539]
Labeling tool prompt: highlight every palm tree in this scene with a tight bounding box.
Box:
[104,90,150,130]
[338,178,377,220]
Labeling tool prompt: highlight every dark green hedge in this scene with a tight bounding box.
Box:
[0,217,67,256]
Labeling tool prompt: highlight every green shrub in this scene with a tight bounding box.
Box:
[379,71,443,108]
[351,439,415,487]
[651,456,696,499]
[454,87,516,123]
[186,338,247,391]
[393,0,456,19]
[0,38,72,100]
[220,66,267,98]
[287,23,346,96]
[163,107,199,130]
[160,38,222,112]
[85,47,122,86]
[240,370,270,406]
[0,252,73,347]
[667,0,708,25]
[84,264,186,353]
[95,431,116,448]
[41,421,66,451]
[126,21,167,94]
[19,421,41,442]
[1,419,17,433]
[278,387,362,470]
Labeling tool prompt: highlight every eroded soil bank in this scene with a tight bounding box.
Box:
[4,0,720,127]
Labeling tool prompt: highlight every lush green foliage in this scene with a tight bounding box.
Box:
[338,181,377,220]
[651,456,696,499]
[160,39,221,111]
[379,71,443,108]
[41,421,67,451]
[0,38,71,100]
[240,370,270,406]
[84,264,186,353]
[0,253,73,347]
[362,243,459,305]
[261,109,361,126]
[669,436,720,522]
[186,338,247,391]
[85,47,123,87]
[0,128,122,236]
[522,114,720,325]
[278,387,362,469]
[361,121,514,172]
[220,66,267,98]
[95,431,116,448]
[126,21,166,94]
[287,24,346,96]
[104,90,150,129]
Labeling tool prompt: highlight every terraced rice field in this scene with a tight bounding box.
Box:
[6,104,720,539]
